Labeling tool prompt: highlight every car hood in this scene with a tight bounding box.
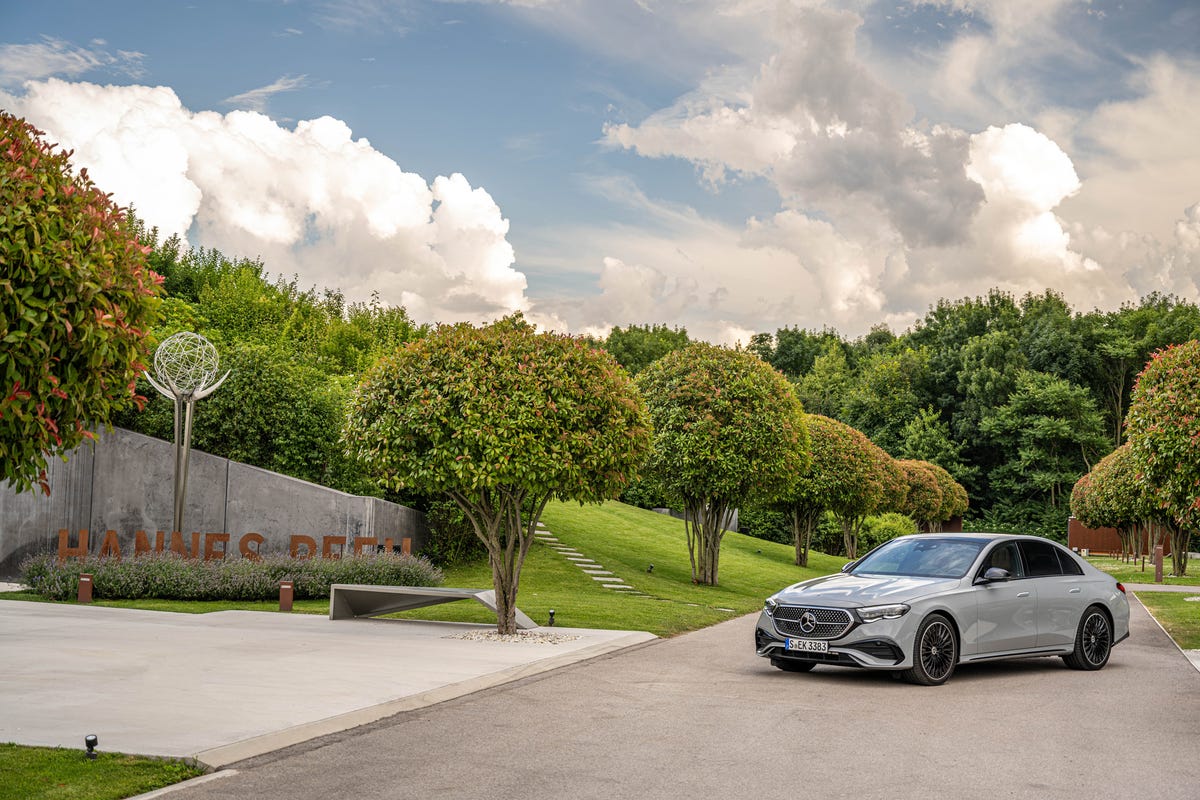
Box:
[772,572,960,608]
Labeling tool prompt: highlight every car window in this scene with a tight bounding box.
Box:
[1055,547,1085,576]
[1017,540,1063,577]
[979,542,1025,578]
[853,537,987,579]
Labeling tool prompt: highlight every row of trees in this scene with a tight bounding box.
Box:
[601,292,1200,539]
[1071,341,1200,576]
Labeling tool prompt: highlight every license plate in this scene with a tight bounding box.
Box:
[786,638,828,653]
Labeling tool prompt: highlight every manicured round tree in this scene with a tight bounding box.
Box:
[842,447,908,558]
[924,462,969,531]
[1072,443,1158,559]
[1126,341,1200,576]
[1,113,163,493]
[344,315,651,633]
[636,343,808,585]
[897,459,944,531]
[781,414,878,566]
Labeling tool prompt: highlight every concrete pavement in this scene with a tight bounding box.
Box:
[0,600,654,768]
[163,595,1200,800]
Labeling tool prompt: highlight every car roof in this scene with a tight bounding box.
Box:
[900,532,1067,545]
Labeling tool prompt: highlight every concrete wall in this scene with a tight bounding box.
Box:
[0,427,428,579]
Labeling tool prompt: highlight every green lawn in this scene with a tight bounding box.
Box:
[1086,555,1200,587]
[1135,592,1200,650]
[1,501,845,637]
[0,743,204,800]
[370,500,846,636]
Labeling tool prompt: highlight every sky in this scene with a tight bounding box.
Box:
[1,1,1198,344]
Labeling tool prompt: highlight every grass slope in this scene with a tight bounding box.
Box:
[390,500,846,636]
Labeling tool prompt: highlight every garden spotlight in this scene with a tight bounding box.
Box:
[85,734,98,759]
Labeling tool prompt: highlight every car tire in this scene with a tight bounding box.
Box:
[901,614,958,686]
[1062,605,1113,671]
[770,657,815,673]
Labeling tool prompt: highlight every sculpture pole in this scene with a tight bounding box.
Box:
[143,332,229,536]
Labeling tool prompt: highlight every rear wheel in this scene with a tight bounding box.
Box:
[771,657,815,673]
[902,614,957,686]
[1063,606,1112,670]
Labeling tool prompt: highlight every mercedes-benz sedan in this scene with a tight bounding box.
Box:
[755,533,1130,685]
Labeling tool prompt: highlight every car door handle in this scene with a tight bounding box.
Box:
[1068,587,1081,594]
[1017,592,1031,598]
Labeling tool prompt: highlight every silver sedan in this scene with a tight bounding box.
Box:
[755,533,1131,685]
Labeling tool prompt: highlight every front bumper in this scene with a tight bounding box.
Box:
[755,609,913,670]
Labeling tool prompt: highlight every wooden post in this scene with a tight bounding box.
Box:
[77,574,93,603]
[279,580,294,612]
[1154,545,1164,584]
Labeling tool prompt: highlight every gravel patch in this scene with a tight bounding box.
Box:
[446,630,582,644]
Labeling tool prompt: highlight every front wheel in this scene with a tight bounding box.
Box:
[1063,606,1112,670]
[902,614,957,686]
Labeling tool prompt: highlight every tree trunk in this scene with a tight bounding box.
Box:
[791,506,818,567]
[839,515,863,560]
[688,498,728,586]
[1169,523,1190,577]
[451,487,545,635]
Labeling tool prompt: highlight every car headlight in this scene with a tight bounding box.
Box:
[764,598,778,616]
[857,603,909,623]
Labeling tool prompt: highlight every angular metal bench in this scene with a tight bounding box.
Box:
[328,584,538,630]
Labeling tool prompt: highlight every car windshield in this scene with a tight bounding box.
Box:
[851,537,987,579]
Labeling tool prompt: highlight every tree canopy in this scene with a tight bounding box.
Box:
[344,315,651,631]
[1,113,163,493]
[1126,340,1200,575]
[637,342,808,584]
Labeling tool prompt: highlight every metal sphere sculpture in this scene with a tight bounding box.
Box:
[144,332,230,536]
[152,332,221,396]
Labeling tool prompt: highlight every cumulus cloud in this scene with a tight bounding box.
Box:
[583,3,1200,339]
[605,5,985,249]
[2,79,528,325]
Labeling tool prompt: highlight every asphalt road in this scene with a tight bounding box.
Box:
[170,597,1199,800]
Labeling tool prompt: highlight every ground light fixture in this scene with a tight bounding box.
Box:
[84,734,98,759]
[548,609,555,627]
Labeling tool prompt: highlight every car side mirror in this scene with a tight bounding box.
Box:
[840,561,856,574]
[980,567,1010,583]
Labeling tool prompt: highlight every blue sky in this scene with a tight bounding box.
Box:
[2,1,1198,342]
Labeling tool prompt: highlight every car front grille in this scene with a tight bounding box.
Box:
[772,606,853,640]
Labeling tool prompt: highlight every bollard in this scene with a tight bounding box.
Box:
[1154,545,1164,584]
[279,580,294,612]
[77,573,93,604]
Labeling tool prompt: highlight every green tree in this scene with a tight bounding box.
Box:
[897,459,943,531]
[781,415,878,566]
[602,323,689,376]
[795,341,853,419]
[1126,341,1200,576]
[898,406,976,488]
[925,462,969,530]
[345,315,651,632]
[1071,443,1160,560]
[981,370,1109,510]
[841,347,929,455]
[1,113,163,493]
[637,343,808,584]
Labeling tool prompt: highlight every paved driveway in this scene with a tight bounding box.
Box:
[169,597,1198,800]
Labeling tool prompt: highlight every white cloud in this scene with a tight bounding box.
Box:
[0,36,145,87]
[3,79,528,326]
